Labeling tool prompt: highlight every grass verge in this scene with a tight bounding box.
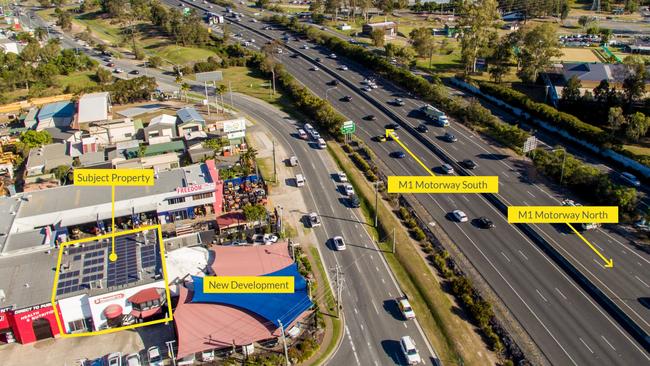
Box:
[328,142,494,366]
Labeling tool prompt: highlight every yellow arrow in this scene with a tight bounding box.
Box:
[385,129,435,177]
[566,223,613,268]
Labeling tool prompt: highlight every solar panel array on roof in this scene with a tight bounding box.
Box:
[107,236,139,287]
[140,244,159,269]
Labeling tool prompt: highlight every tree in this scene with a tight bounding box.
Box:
[325,0,341,20]
[51,165,70,182]
[55,8,72,31]
[622,63,647,105]
[599,28,613,44]
[488,37,513,83]
[625,112,649,142]
[394,45,416,67]
[370,29,385,47]
[255,0,269,7]
[578,16,591,31]
[240,147,258,175]
[385,43,398,58]
[560,1,570,21]
[20,130,52,148]
[40,39,61,62]
[34,27,48,42]
[561,75,582,102]
[243,204,266,226]
[607,106,626,134]
[20,41,41,63]
[95,67,113,84]
[409,27,436,67]
[457,0,501,74]
[624,0,639,13]
[148,56,163,68]
[516,23,562,83]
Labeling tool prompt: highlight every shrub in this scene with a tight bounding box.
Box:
[405,218,417,229]
[398,207,411,220]
[342,144,353,153]
[412,227,426,241]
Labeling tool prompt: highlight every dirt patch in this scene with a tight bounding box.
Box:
[554,48,600,63]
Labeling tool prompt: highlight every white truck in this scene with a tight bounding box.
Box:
[421,104,449,127]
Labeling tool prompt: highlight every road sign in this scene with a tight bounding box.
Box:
[340,120,355,134]
[522,136,538,153]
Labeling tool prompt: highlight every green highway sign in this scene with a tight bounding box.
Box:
[341,120,355,134]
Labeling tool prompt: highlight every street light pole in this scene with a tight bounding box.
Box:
[552,148,567,185]
[325,86,337,102]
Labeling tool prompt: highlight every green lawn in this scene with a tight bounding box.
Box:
[3,70,97,103]
[154,45,217,65]
[623,144,650,157]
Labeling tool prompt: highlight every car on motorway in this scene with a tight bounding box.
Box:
[251,18,258,22]
[441,164,454,174]
[290,53,299,58]
[417,124,429,133]
[329,53,337,59]
[451,210,468,222]
[338,65,348,71]
[442,132,458,142]
[392,151,406,159]
[397,297,416,320]
[363,114,376,121]
[242,41,251,47]
[301,44,310,49]
[147,347,163,366]
[308,212,321,228]
[337,171,348,182]
[342,183,355,196]
[249,38,255,43]
[341,95,352,102]
[400,335,422,365]
[125,353,141,366]
[310,66,319,71]
[385,123,400,130]
[130,70,140,75]
[315,57,321,62]
[368,82,378,89]
[387,132,399,141]
[361,86,372,92]
[376,135,387,142]
[107,353,122,366]
[391,98,405,106]
[477,216,495,229]
[620,172,641,187]
[288,156,298,167]
[332,236,347,251]
[348,194,361,208]
[328,79,339,86]
[461,159,477,169]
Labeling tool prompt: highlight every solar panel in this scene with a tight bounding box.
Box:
[106,235,139,287]
[140,245,158,269]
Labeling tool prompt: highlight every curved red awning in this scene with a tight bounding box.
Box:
[130,307,162,319]
[103,304,123,319]
[128,288,163,304]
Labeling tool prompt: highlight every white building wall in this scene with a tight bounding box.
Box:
[58,294,92,333]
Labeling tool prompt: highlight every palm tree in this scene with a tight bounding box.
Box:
[34,27,48,42]
[240,147,258,175]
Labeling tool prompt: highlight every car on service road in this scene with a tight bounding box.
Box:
[332,236,347,251]
[451,210,468,222]
[398,297,416,320]
[392,151,406,159]
[417,124,428,133]
[308,212,321,227]
[391,98,405,106]
[337,171,348,182]
[338,65,348,71]
[400,335,422,365]
[620,172,641,187]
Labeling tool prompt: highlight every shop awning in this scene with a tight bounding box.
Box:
[130,307,162,319]
[128,288,164,304]
[103,304,123,319]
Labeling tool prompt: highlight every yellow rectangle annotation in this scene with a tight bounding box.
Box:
[508,206,619,224]
[387,176,499,193]
[203,276,295,294]
[73,168,155,186]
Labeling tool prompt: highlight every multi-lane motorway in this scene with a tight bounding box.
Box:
[165,3,650,364]
[235,93,439,365]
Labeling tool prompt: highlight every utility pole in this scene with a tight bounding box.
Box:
[278,319,290,366]
[392,228,396,254]
[229,80,234,107]
[374,182,378,228]
[204,81,211,117]
[272,140,277,183]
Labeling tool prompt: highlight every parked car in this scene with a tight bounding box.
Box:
[337,171,348,182]
[620,172,641,187]
[130,70,139,75]
[106,353,122,366]
[441,164,454,174]
[338,65,348,71]
[461,159,477,169]
[332,236,346,250]
[400,335,422,365]
[451,210,468,222]
[308,212,321,228]
[442,132,457,142]
[397,297,416,320]
[200,349,215,362]
[342,183,354,196]
[125,353,141,366]
[296,174,305,187]
[477,216,495,229]
[147,347,163,366]
[348,193,361,208]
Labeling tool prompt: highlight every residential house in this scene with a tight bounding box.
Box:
[25,143,72,177]
[176,107,206,137]
[362,22,397,37]
[87,118,138,145]
[113,152,180,171]
[36,101,75,131]
[144,114,178,143]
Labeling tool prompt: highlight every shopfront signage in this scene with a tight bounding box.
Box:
[176,183,215,195]
[227,131,246,140]
[94,293,124,305]
[223,118,246,134]
[14,303,50,314]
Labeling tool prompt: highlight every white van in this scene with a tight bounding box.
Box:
[304,123,313,132]
[289,156,298,166]
[298,129,308,139]
[317,138,326,149]
[296,174,305,187]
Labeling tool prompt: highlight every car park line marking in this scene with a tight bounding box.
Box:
[634,276,649,288]
[579,337,595,354]
[501,252,511,262]
[601,335,616,351]
[536,289,548,303]
[518,250,529,261]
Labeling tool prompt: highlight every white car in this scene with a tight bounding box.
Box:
[369,83,378,89]
[400,336,422,365]
[148,346,163,366]
[310,66,319,71]
[338,65,348,71]
[107,353,122,366]
[398,297,416,320]
[361,86,372,92]
[249,38,255,43]
[343,184,354,196]
[125,354,141,366]
[451,210,468,222]
[333,236,346,251]
[329,53,337,59]
[620,172,641,187]
[308,212,321,227]
[302,45,310,49]
[441,164,454,174]
[337,171,348,182]
[263,234,279,244]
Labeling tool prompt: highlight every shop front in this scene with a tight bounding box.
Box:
[2,303,62,344]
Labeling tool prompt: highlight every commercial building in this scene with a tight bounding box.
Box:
[36,101,75,131]
[75,92,112,128]
[144,114,178,143]
[362,21,397,37]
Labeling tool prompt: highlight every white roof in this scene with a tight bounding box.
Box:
[77,92,110,124]
[149,114,177,127]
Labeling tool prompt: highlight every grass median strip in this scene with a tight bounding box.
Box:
[328,141,496,366]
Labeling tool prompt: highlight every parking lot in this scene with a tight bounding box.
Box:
[0,323,174,366]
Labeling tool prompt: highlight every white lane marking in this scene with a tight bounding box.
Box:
[555,288,567,300]
[354,307,358,315]
[635,275,650,288]
[501,251,511,262]
[388,291,392,297]
[403,323,407,328]
[502,172,510,178]
[344,325,361,365]
[518,250,529,261]
[527,191,535,198]
[536,289,549,303]
[593,243,604,251]
[381,278,386,284]
[376,266,380,272]
[371,301,380,315]
[579,337,594,354]
[601,335,616,351]
[360,323,364,331]
[462,196,470,203]
[522,201,530,206]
